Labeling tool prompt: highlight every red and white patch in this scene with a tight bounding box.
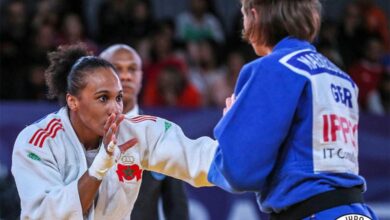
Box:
[29,118,64,148]
[116,164,142,183]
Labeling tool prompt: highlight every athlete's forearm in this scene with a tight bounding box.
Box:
[79,139,118,215]
[78,172,101,215]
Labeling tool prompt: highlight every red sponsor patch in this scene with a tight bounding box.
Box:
[29,118,64,148]
[116,164,142,182]
[322,114,357,147]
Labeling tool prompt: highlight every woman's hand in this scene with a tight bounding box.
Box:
[88,113,125,180]
[102,113,125,155]
[223,94,236,116]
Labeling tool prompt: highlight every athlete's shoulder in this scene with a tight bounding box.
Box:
[119,114,160,135]
[15,110,65,149]
[124,114,158,124]
[120,114,172,134]
[243,56,264,70]
[236,57,266,83]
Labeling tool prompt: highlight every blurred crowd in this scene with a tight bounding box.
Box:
[1,0,390,114]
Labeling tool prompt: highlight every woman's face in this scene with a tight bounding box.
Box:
[70,67,123,137]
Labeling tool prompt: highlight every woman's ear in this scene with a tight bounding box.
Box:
[250,7,258,21]
[66,93,78,111]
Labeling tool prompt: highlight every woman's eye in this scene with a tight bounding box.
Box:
[116,94,123,102]
[99,96,108,102]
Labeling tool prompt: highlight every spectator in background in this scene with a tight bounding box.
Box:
[25,63,49,100]
[357,0,390,52]
[193,49,246,107]
[56,13,98,54]
[317,21,339,48]
[83,0,105,38]
[314,20,345,70]
[0,0,31,99]
[100,44,189,220]
[349,37,385,110]
[28,0,62,66]
[224,50,246,91]
[0,0,30,48]
[127,0,155,46]
[143,65,202,107]
[29,22,57,61]
[337,2,367,69]
[175,0,225,44]
[367,53,390,114]
[317,42,345,70]
[31,0,61,29]
[142,20,189,102]
[187,39,226,106]
[367,73,390,115]
[97,0,135,46]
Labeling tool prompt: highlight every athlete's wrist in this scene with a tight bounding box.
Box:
[88,141,117,180]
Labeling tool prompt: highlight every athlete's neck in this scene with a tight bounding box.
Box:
[123,99,137,114]
[69,111,100,150]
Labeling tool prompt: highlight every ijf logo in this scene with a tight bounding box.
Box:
[336,214,372,220]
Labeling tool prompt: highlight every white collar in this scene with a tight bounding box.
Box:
[125,105,139,117]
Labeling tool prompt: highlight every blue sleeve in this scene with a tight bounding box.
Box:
[208,60,307,192]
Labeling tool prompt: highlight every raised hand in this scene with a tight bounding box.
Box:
[102,113,125,155]
[223,94,236,116]
[88,113,125,180]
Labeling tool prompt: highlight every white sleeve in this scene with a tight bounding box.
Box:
[119,116,218,187]
[11,128,83,220]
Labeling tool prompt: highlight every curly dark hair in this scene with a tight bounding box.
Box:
[45,44,116,105]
